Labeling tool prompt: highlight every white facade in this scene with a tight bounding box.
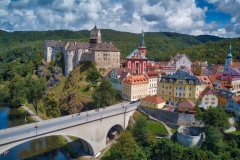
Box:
[148,77,159,95]
[199,94,218,109]
[171,54,192,71]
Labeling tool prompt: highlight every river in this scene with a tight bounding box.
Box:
[0,105,68,160]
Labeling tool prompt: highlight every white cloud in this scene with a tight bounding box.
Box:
[0,0,238,37]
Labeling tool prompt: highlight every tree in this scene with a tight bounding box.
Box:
[24,75,46,115]
[203,126,225,154]
[202,107,230,130]
[8,75,26,107]
[106,131,147,160]
[92,79,117,108]
[43,91,60,118]
[86,67,100,81]
[195,104,203,119]
[132,118,149,142]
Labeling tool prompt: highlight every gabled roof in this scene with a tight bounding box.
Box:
[164,70,198,80]
[44,40,65,47]
[92,43,119,52]
[232,96,240,106]
[230,62,240,68]
[178,100,196,109]
[114,68,131,75]
[145,71,165,79]
[65,42,90,51]
[199,87,215,101]
[141,95,165,104]
[122,75,148,84]
[197,76,213,88]
[209,75,217,84]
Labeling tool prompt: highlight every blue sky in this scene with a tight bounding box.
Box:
[0,0,239,37]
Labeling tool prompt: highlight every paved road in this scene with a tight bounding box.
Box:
[0,101,140,146]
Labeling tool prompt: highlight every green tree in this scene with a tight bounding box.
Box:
[107,131,147,160]
[92,79,117,108]
[43,91,60,118]
[86,67,100,81]
[202,107,230,130]
[195,104,203,118]
[132,118,149,142]
[8,75,26,107]
[203,126,225,154]
[24,75,46,115]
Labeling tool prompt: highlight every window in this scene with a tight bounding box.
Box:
[179,93,182,97]
[211,98,215,100]
[179,81,183,84]
[169,85,172,89]
[189,80,193,84]
[205,98,209,100]
[183,93,185,97]
[189,93,191,97]
[176,86,178,90]
[179,87,182,91]
[189,87,192,91]
[162,84,164,88]
[205,102,209,104]
[162,91,164,94]
[211,102,215,105]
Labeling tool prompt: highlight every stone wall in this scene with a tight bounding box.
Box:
[139,106,202,126]
[177,125,204,147]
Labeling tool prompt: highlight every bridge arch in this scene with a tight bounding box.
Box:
[2,133,94,156]
[106,124,124,144]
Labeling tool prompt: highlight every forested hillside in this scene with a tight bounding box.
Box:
[1,29,240,83]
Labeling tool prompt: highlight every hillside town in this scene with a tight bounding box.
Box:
[38,26,240,157]
[45,26,240,118]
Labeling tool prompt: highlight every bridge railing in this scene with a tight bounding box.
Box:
[0,104,138,145]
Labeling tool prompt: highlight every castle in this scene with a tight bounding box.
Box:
[44,25,120,76]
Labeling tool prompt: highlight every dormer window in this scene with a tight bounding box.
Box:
[189,80,193,84]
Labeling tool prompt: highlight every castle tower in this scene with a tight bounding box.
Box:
[89,25,102,48]
[224,45,233,71]
[138,30,146,57]
[64,50,75,76]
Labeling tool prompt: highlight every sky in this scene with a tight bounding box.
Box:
[0,0,239,38]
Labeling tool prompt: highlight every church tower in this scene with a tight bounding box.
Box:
[224,45,233,71]
[138,30,146,57]
[89,25,102,48]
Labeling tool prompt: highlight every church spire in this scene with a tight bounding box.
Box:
[139,30,146,48]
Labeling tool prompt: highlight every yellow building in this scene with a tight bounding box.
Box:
[158,70,206,104]
[141,95,166,109]
[122,75,148,101]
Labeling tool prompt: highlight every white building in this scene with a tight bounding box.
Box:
[144,71,163,96]
[171,54,192,71]
[199,87,218,109]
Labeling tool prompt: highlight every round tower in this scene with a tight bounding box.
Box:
[224,45,233,71]
[64,51,75,76]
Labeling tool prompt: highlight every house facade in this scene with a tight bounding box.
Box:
[170,54,192,71]
[107,68,131,95]
[122,75,148,101]
[199,87,218,109]
[141,95,166,109]
[226,96,240,116]
[158,70,206,104]
[144,71,163,96]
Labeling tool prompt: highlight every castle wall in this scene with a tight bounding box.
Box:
[93,51,120,69]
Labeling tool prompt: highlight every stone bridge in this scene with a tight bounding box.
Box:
[0,102,139,157]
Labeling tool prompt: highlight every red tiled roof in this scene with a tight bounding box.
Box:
[141,95,165,104]
[122,75,148,84]
[178,100,196,109]
[209,75,217,84]
[197,76,213,88]
[230,62,240,68]
[115,68,131,75]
